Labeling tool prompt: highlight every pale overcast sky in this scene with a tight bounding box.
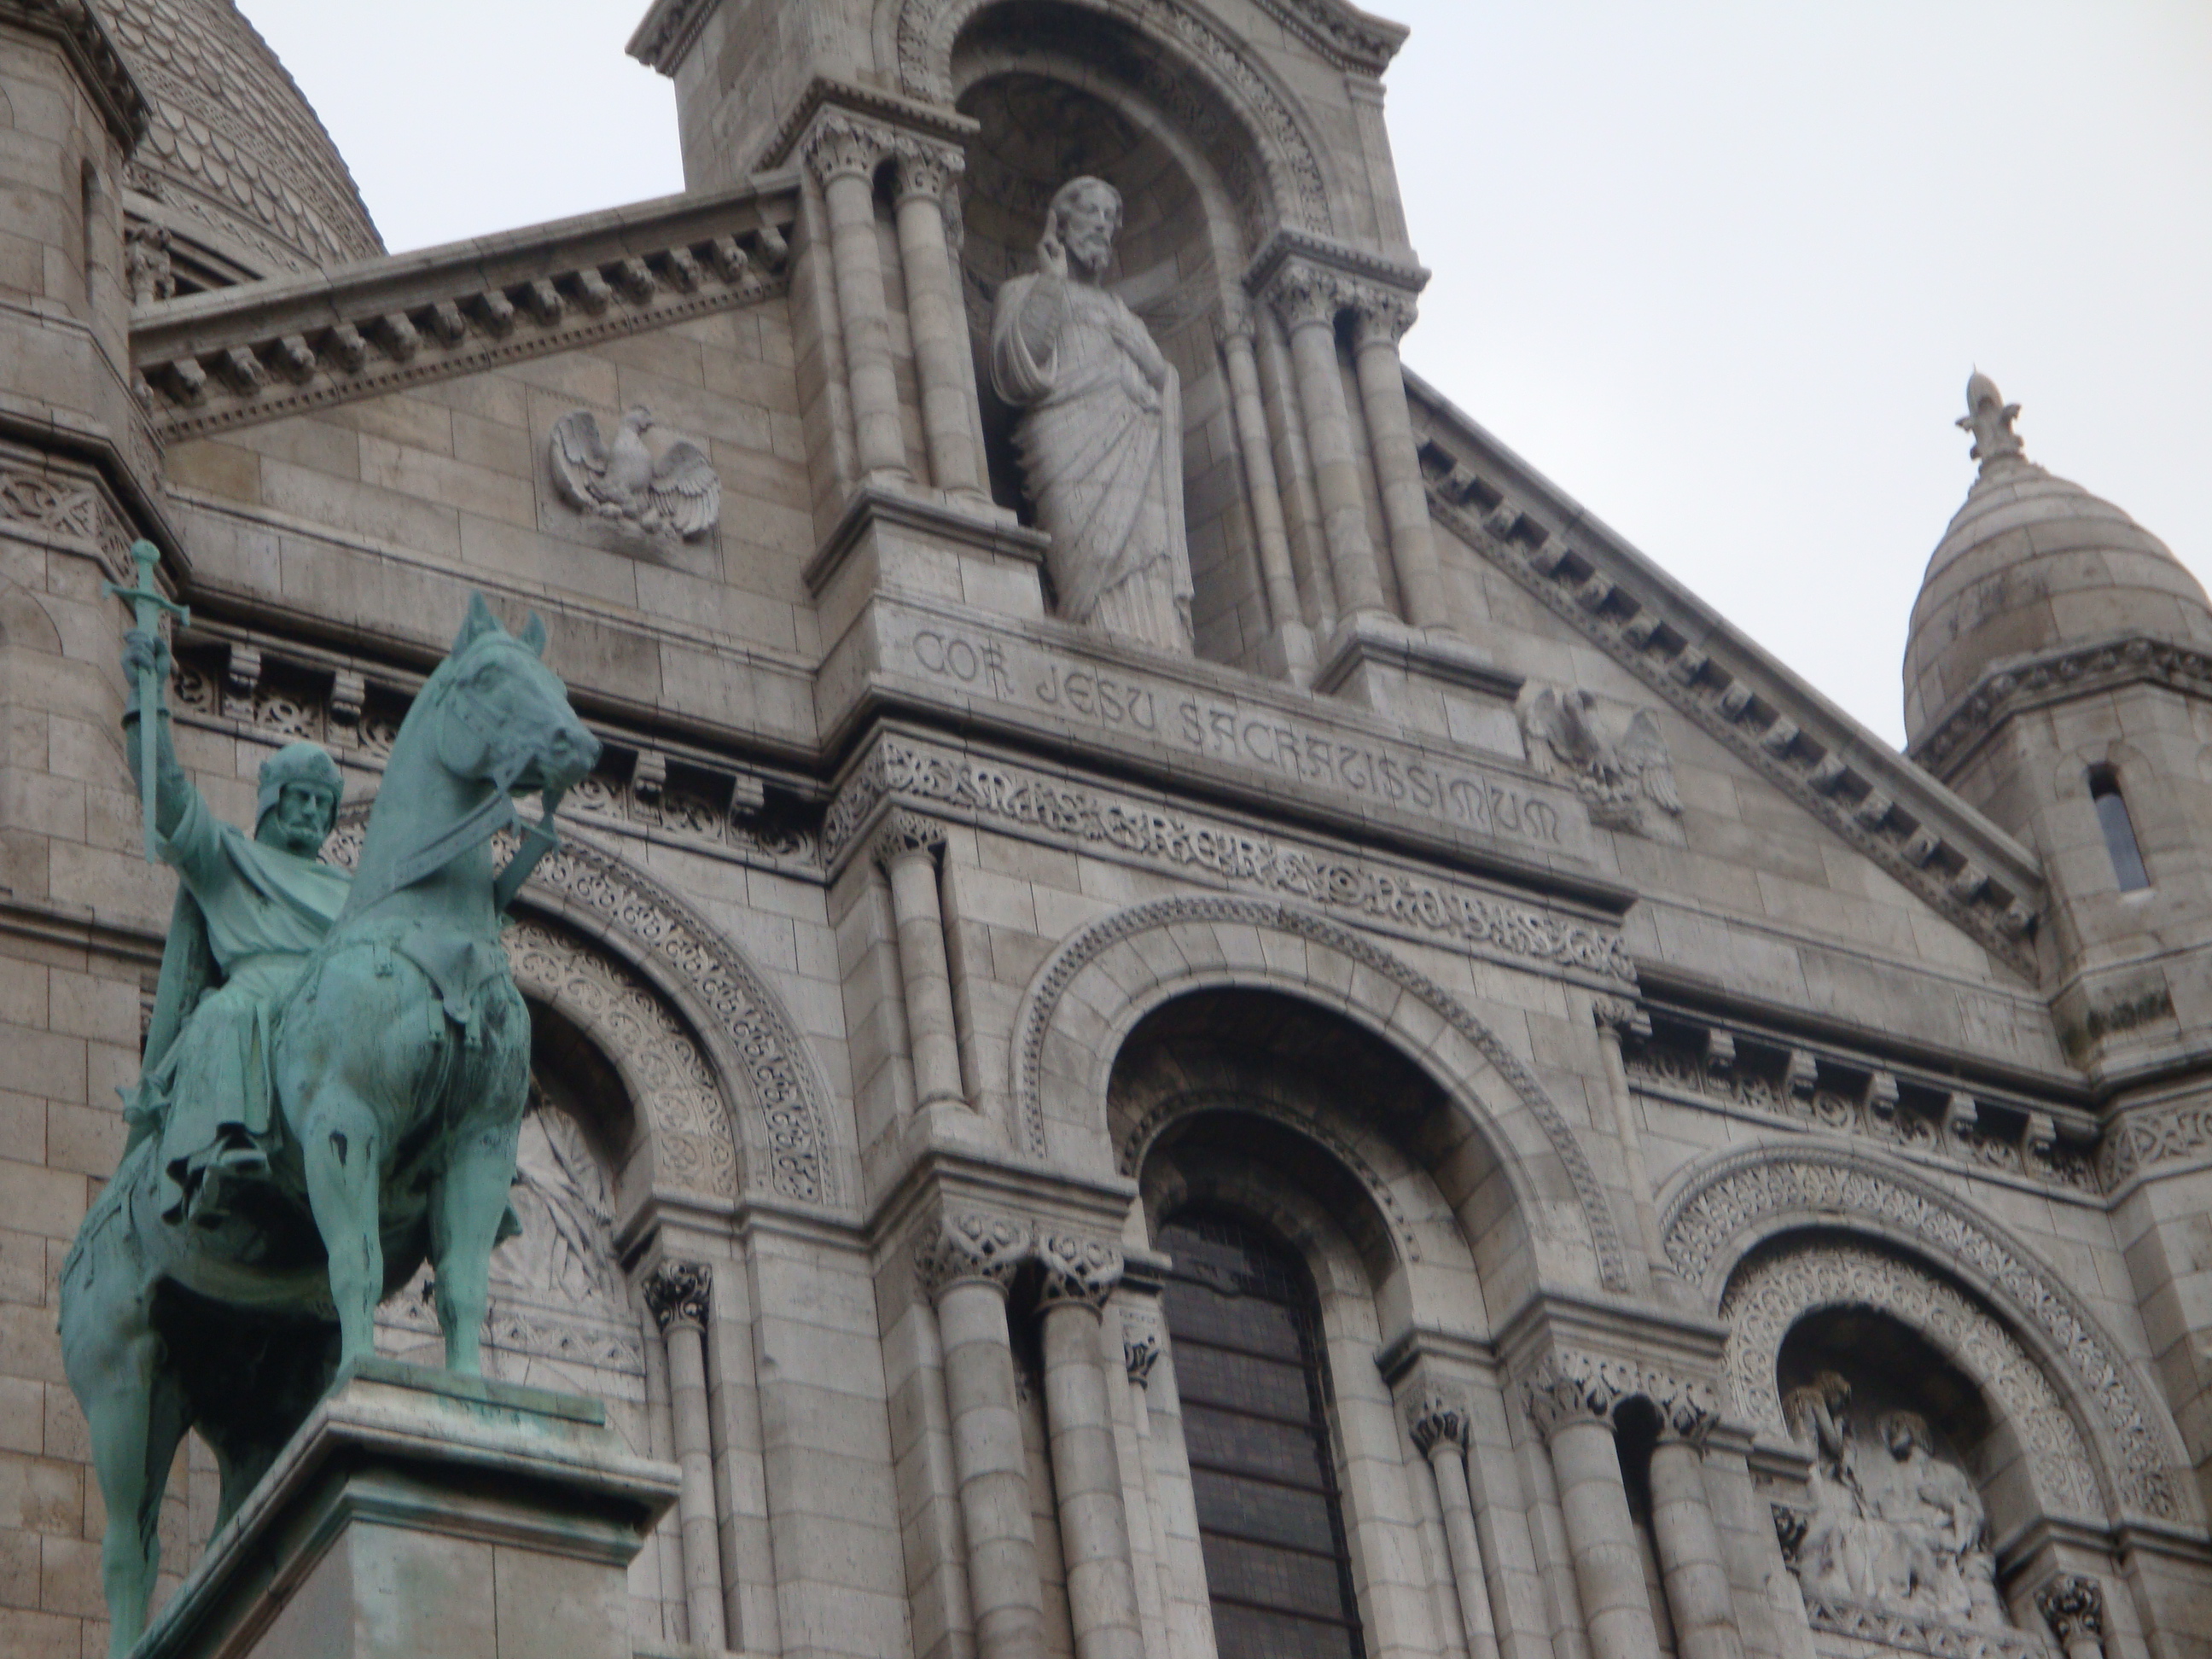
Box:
[236,0,2211,748]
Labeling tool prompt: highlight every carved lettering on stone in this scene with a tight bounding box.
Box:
[1519,683,1685,844]
[549,405,721,541]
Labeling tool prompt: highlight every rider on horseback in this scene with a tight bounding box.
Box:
[120,629,349,1226]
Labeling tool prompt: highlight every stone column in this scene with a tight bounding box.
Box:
[2036,1576,2109,1659]
[1523,1354,1661,1659]
[1645,1423,1743,1659]
[917,1208,1046,1659]
[803,112,910,482]
[1252,311,1336,635]
[1217,308,1313,682]
[894,137,986,499]
[1591,998,1685,1305]
[1262,261,1388,620]
[1120,1313,1172,1659]
[1038,1234,1147,1659]
[877,811,965,1108]
[1406,1389,1501,1659]
[645,1260,729,1652]
[1347,287,1450,632]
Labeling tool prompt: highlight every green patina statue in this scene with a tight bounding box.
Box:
[60,589,602,1656]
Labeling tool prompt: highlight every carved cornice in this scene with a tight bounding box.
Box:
[131,181,795,443]
[1249,0,1408,74]
[759,74,980,175]
[1246,228,1427,307]
[824,736,1636,984]
[1036,1231,1124,1313]
[643,1260,713,1334]
[873,806,948,870]
[626,0,717,74]
[2034,1575,2104,1644]
[912,1206,1031,1300]
[1912,632,2212,782]
[1405,374,2045,974]
[1406,1387,1472,1455]
[1520,1347,1720,1444]
[0,0,150,148]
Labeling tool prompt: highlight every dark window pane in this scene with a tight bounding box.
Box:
[2092,781,2151,891]
[1160,1214,1365,1659]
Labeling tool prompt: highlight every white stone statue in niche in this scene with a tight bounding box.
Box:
[549,405,721,542]
[990,176,1192,654]
[1780,1372,2008,1633]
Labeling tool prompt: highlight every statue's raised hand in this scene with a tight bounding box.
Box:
[120,628,172,705]
[1037,231,1069,282]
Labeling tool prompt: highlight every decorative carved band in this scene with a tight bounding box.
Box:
[1521,1348,1719,1444]
[1406,1387,1472,1456]
[1801,1597,2048,1659]
[0,463,132,568]
[913,1207,1030,1300]
[2034,1575,2104,1644]
[1036,1231,1124,1313]
[643,1260,713,1334]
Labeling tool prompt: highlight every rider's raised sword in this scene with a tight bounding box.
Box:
[103,540,189,862]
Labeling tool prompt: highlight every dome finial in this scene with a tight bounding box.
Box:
[1957,370,2025,474]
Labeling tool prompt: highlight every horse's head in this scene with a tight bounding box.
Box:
[436,594,602,800]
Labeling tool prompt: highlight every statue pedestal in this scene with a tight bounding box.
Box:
[1313,611,1524,753]
[137,1358,679,1659]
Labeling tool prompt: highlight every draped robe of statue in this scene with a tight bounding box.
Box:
[991,272,1192,651]
[140,785,350,1221]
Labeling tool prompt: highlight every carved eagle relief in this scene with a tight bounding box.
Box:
[549,405,721,541]
[1519,684,1686,844]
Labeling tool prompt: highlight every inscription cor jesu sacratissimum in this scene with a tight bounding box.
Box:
[904,625,1577,852]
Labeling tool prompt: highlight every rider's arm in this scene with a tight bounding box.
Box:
[120,628,195,844]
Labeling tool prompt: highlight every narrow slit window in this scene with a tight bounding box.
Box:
[2089,767,2151,892]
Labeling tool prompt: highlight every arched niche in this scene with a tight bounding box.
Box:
[1016,894,1631,1309]
[946,2,1295,667]
[1115,987,1487,1337]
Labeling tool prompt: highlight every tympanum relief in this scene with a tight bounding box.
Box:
[990,176,1194,655]
[1519,683,1685,843]
[1781,1371,2015,1642]
[550,405,722,543]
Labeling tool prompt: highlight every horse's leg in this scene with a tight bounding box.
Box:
[296,1080,387,1367]
[429,1103,523,1374]
[75,1323,187,1658]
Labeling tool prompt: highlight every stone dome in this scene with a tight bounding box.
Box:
[99,0,382,280]
[1902,373,2212,742]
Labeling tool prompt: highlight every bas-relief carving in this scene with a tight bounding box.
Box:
[1011,892,1633,1293]
[1777,1372,2015,1644]
[1666,1146,2188,1522]
[827,736,1632,981]
[990,178,1193,655]
[862,614,1592,859]
[549,405,722,543]
[1723,1242,2101,1519]
[1518,684,1685,845]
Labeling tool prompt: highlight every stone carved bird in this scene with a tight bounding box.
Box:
[549,405,720,541]
[1520,684,1685,841]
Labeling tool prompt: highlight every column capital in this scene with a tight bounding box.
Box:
[1120,1302,1162,1384]
[1347,284,1417,348]
[801,109,898,185]
[1520,1346,1719,1445]
[1592,995,1652,1040]
[892,134,966,204]
[914,1204,1031,1301]
[874,806,948,870]
[1037,1231,1124,1313]
[2035,1575,2105,1644]
[1259,258,1348,331]
[643,1259,713,1334]
[1406,1386,1472,1456]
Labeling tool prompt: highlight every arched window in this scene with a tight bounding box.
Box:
[1159,1213,1365,1659]
[2087,765,2151,891]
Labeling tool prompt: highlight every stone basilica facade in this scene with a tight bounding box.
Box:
[1,0,2209,1656]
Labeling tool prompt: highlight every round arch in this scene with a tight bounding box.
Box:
[1660,1139,2195,1527]
[1010,894,1633,1303]
[886,0,1340,236]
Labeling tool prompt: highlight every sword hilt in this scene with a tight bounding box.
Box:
[102,538,189,628]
